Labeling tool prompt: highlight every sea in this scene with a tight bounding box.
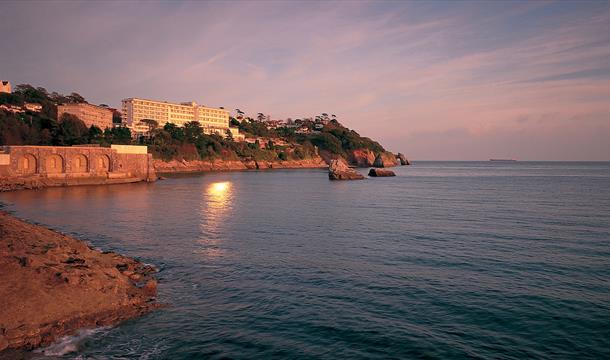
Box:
[1,161,609,359]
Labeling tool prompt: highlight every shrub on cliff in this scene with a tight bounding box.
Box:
[292,121,385,160]
[308,132,344,155]
[237,119,269,137]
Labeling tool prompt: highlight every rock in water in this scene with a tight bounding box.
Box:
[373,152,398,168]
[328,159,365,180]
[396,153,410,165]
[368,168,396,177]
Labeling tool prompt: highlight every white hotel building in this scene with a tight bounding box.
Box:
[121,98,243,140]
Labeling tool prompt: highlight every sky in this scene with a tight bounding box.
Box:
[1,0,610,160]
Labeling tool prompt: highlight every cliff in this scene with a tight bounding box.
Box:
[321,149,399,168]
[347,149,376,167]
[373,152,399,167]
[0,212,160,353]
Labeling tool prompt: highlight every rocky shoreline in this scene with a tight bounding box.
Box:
[0,149,408,191]
[153,157,328,174]
[0,211,160,354]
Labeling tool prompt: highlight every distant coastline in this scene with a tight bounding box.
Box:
[489,159,517,162]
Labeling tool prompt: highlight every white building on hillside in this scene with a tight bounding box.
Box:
[121,97,244,140]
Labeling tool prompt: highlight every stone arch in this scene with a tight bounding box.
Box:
[17,154,37,175]
[97,154,111,172]
[71,154,89,173]
[45,154,64,174]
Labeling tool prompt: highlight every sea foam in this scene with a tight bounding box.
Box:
[35,327,111,356]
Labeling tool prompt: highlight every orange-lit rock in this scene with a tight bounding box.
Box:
[328,158,364,180]
[0,212,160,353]
[368,168,396,177]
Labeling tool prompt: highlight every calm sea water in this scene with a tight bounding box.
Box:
[2,162,610,359]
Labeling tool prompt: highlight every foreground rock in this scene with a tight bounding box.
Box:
[328,159,364,180]
[0,212,160,353]
[368,168,396,177]
[396,153,410,165]
[373,152,399,168]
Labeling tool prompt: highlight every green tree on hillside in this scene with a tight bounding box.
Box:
[164,123,185,142]
[103,127,132,145]
[183,121,203,143]
[56,114,88,145]
[140,119,159,134]
[66,92,87,103]
[88,125,103,143]
[112,111,122,124]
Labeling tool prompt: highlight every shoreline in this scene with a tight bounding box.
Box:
[152,157,328,174]
[0,157,329,192]
[0,211,161,354]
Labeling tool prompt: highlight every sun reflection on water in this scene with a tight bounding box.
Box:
[210,181,230,195]
[196,181,234,257]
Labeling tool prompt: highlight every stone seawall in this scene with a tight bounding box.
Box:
[0,145,156,191]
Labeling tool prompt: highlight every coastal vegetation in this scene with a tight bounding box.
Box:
[0,85,129,146]
[1,84,393,166]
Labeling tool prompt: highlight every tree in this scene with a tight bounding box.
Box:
[112,110,122,124]
[104,126,132,144]
[88,125,103,143]
[257,112,265,122]
[164,122,185,142]
[225,129,234,141]
[56,113,88,145]
[183,121,203,143]
[66,92,87,103]
[309,132,343,155]
[13,84,48,103]
[140,119,158,135]
[229,117,240,127]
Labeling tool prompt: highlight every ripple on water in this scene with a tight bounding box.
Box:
[0,163,609,359]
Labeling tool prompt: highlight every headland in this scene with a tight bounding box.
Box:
[0,83,409,191]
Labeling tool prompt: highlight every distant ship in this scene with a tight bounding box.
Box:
[489,159,517,162]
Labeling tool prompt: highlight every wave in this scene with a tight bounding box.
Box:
[35,326,111,357]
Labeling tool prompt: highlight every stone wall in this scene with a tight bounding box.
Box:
[0,145,156,191]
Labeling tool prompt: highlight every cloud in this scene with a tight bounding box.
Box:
[1,0,610,159]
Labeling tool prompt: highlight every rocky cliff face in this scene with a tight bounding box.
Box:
[324,149,399,168]
[348,149,376,167]
[373,152,399,168]
[396,153,410,165]
[0,212,160,353]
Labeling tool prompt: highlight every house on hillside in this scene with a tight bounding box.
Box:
[24,103,42,112]
[0,80,11,94]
